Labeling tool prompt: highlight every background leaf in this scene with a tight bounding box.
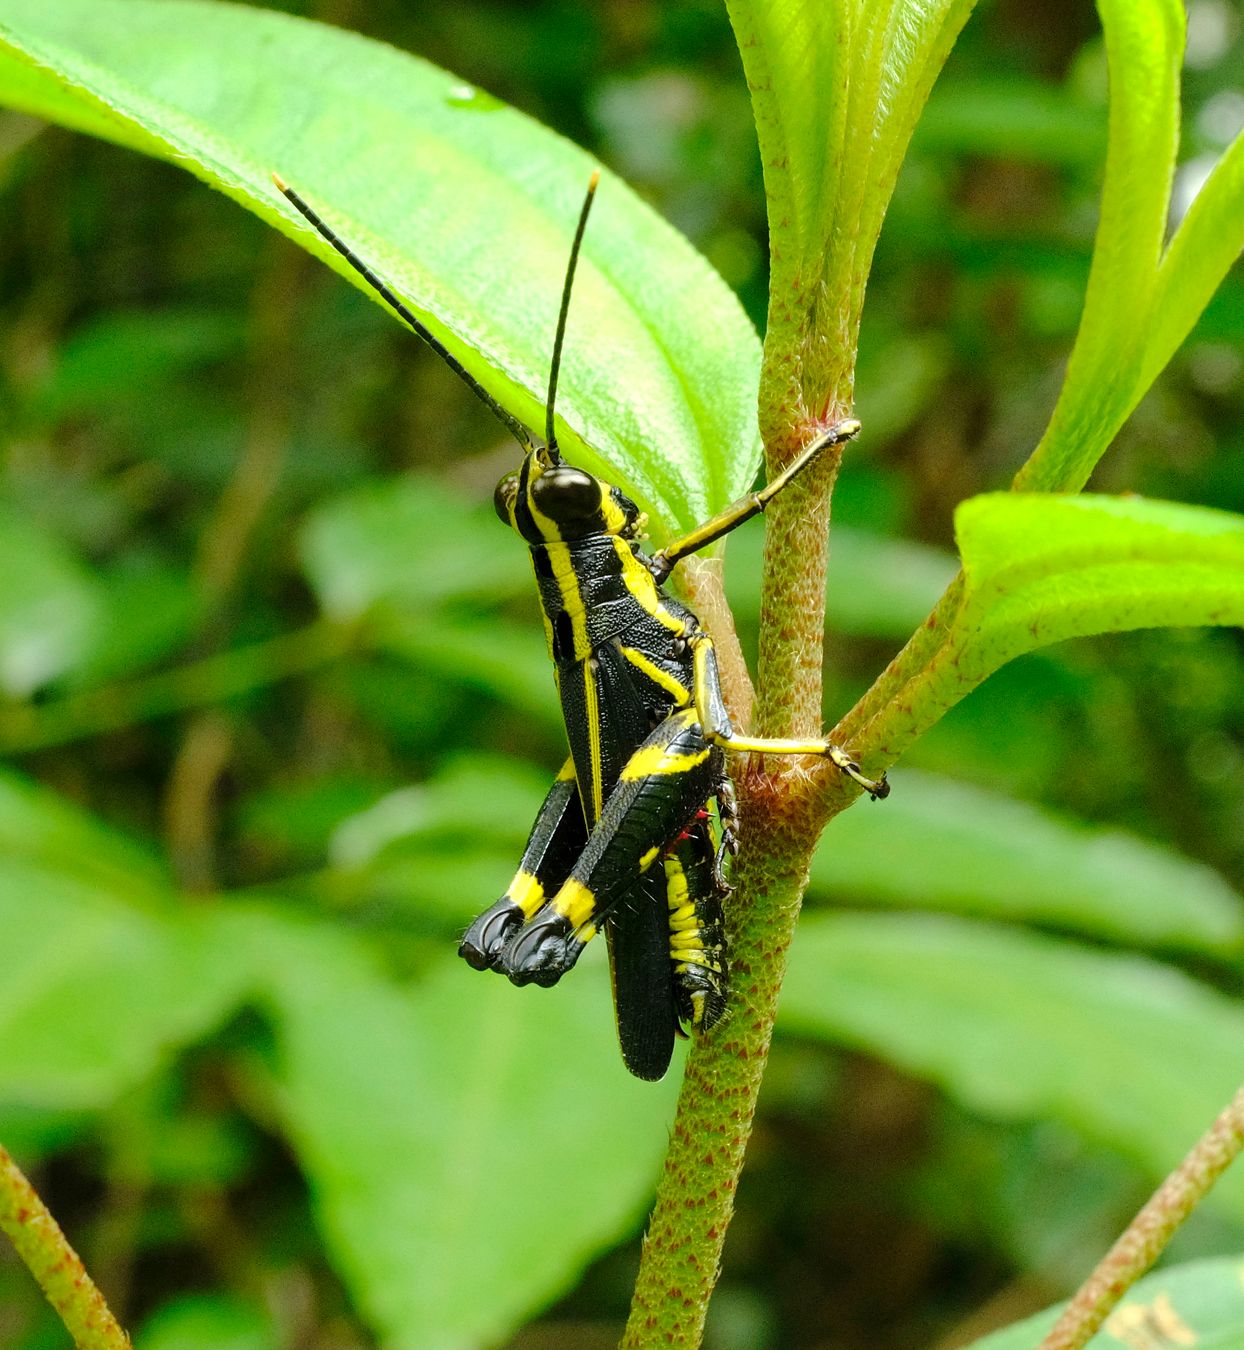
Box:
[965,1256,1244,1349]
[810,770,1244,953]
[0,504,103,696]
[0,862,245,1110]
[215,906,680,1350]
[782,912,1244,1219]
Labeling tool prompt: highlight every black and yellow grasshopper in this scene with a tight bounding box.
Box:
[274,171,888,1080]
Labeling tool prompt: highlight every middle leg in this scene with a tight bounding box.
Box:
[689,631,889,798]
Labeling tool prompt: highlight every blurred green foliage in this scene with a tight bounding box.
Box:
[0,0,1242,1347]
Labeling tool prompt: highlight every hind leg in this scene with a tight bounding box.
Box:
[459,758,586,971]
[501,708,721,986]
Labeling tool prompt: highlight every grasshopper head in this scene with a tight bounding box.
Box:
[494,448,643,544]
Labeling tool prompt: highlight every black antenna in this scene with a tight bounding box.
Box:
[272,173,535,451]
[544,170,600,463]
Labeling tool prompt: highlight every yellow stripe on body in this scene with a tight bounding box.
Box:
[583,659,604,821]
[542,540,591,659]
[665,858,721,971]
[505,869,545,918]
[598,490,629,535]
[621,741,710,782]
[614,539,686,633]
[619,644,691,706]
[665,858,691,917]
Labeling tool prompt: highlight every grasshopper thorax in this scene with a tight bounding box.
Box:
[494,450,643,544]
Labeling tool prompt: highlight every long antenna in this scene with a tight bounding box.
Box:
[544,170,600,463]
[271,173,535,452]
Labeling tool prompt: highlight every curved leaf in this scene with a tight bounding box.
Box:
[0,0,762,536]
[965,1256,1244,1350]
[1015,0,1185,491]
[781,912,1244,1219]
[723,0,977,412]
[953,493,1244,675]
[855,493,1244,767]
[810,770,1244,954]
[1141,128,1244,394]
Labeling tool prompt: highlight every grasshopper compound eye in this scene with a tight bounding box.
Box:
[493,472,519,525]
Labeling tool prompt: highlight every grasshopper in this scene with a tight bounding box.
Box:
[274,171,887,1079]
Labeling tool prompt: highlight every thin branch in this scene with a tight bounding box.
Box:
[0,1143,131,1349]
[0,620,353,755]
[1038,1084,1244,1350]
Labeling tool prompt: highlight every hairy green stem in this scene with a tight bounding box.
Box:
[620,780,829,1347]
[623,404,853,1345]
[1037,1085,1244,1350]
[0,1143,130,1349]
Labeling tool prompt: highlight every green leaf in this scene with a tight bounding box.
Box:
[1141,128,1244,394]
[0,0,761,536]
[380,614,561,733]
[328,756,548,868]
[953,493,1244,674]
[320,757,554,924]
[965,1255,1244,1349]
[782,912,1244,1220]
[0,862,246,1110]
[1015,0,1188,491]
[0,503,103,696]
[69,560,201,688]
[299,477,524,622]
[0,768,167,893]
[868,494,1244,763]
[216,905,679,1350]
[810,770,1244,954]
[723,0,978,411]
[30,307,243,422]
[136,1294,277,1350]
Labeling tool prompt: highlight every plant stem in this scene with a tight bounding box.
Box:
[623,397,852,1345]
[1037,1085,1244,1350]
[620,789,828,1347]
[0,1143,130,1349]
